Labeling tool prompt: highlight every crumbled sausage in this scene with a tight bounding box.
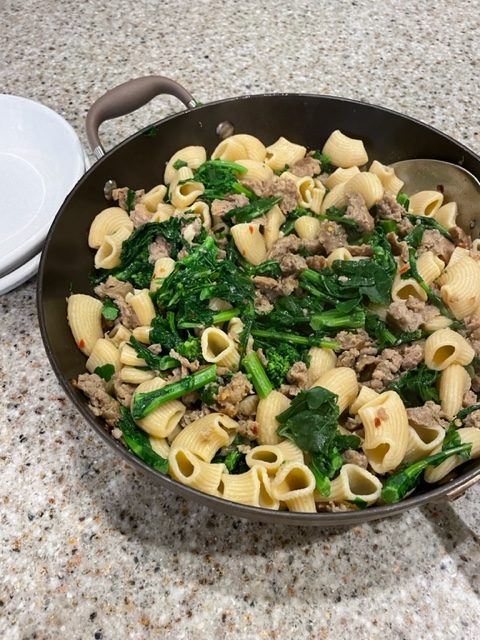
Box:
[406,401,449,430]
[252,275,298,300]
[267,235,302,260]
[211,194,250,218]
[279,252,308,275]
[318,220,348,254]
[375,193,406,222]
[336,330,374,351]
[387,297,439,332]
[254,290,274,314]
[387,232,409,263]
[94,275,140,330]
[289,156,321,177]
[367,348,403,392]
[148,236,171,262]
[130,203,152,228]
[305,255,328,271]
[169,349,200,376]
[286,361,309,390]
[112,377,136,408]
[112,187,145,211]
[215,373,254,417]
[418,229,455,263]
[344,192,375,234]
[400,342,425,370]
[342,449,368,468]
[449,225,471,248]
[346,244,374,257]
[465,409,480,429]
[74,373,121,427]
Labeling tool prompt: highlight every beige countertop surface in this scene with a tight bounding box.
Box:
[1,0,479,638]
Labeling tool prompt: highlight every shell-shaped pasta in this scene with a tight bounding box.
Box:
[119,342,146,367]
[236,159,274,183]
[264,204,286,250]
[151,203,175,222]
[322,130,368,168]
[131,325,151,344]
[349,385,379,415]
[171,413,231,462]
[211,138,247,162]
[86,338,121,374]
[416,251,444,285]
[164,146,207,184]
[434,201,458,229]
[94,225,132,269]
[439,364,471,419]
[231,223,267,265]
[107,323,131,347]
[265,136,306,171]
[256,391,291,445]
[409,190,444,217]
[344,172,384,209]
[220,468,261,506]
[149,436,170,459]
[67,294,103,356]
[118,366,155,384]
[307,347,337,386]
[141,184,167,212]
[308,183,327,214]
[170,167,205,209]
[391,272,427,302]
[425,427,480,483]
[314,464,383,505]
[271,462,316,512]
[252,466,280,510]
[150,256,176,292]
[276,439,305,464]
[403,424,445,464]
[369,160,404,196]
[227,134,267,162]
[284,173,315,208]
[227,316,244,339]
[439,256,480,319]
[183,200,211,230]
[310,367,359,414]
[246,444,285,475]
[448,247,470,268]
[326,247,353,267]
[134,377,186,438]
[423,314,452,332]
[325,166,360,190]
[169,447,225,495]
[358,390,409,473]
[201,327,240,370]
[88,207,134,249]
[424,327,474,370]
[320,182,347,213]
[295,215,321,240]
[125,289,156,326]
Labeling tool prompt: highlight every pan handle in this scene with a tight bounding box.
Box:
[441,473,480,502]
[86,75,198,160]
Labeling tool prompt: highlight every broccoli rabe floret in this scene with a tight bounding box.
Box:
[265,343,303,388]
[175,336,202,361]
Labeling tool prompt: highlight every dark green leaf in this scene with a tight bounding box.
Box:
[173,159,188,170]
[101,298,119,321]
[224,196,281,223]
[117,407,168,472]
[94,363,115,382]
[388,364,440,407]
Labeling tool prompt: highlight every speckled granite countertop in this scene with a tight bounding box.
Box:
[1,1,480,638]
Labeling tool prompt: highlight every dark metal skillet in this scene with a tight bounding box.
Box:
[38,75,480,526]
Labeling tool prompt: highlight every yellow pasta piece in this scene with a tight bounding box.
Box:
[314,464,382,505]
[264,205,286,250]
[322,130,368,168]
[171,413,231,462]
[307,347,337,386]
[439,256,480,319]
[149,436,170,459]
[231,223,267,265]
[344,172,384,208]
[201,327,240,370]
[265,136,306,171]
[86,338,121,374]
[236,159,274,182]
[310,367,359,414]
[88,207,133,249]
[403,424,445,464]
[320,182,347,213]
[425,427,480,483]
[424,327,474,370]
[434,201,458,229]
[131,325,151,344]
[369,160,404,196]
[409,190,443,217]
[295,215,321,240]
[125,289,156,326]
[271,462,316,512]
[94,226,132,269]
[325,166,360,189]
[118,366,155,384]
[134,378,185,438]
[169,447,225,495]
[439,364,471,419]
[220,468,261,506]
[141,184,167,212]
[256,391,290,445]
[107,323,131,347]
[276,439,305,464]
[358,390,409,473]
[164,146,207,184]
[246,444,285,475]
[349,385,379,415]
[67,294,103,356]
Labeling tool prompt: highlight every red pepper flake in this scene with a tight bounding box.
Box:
[242,250,246,256]
[78,339,85,349]
[399,264,410,274]
[248,225,254,235]
[374,417,382,427]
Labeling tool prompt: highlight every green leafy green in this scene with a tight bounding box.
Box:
[388,364,440,407]
[129,336,179,371]
[101,298,119,321]
[405,214,453,242]
[312,151,335,174]
[194,159,248,203]
[224,196,281,223]
[212,435,249,474]
[263,343,305,388]
[117,407,168,472]
[94,363,115,382]
[251,328,338,349]
[281,207,310,235]
[126,188,136,213]
[173,159,188,170]
[381,443,472,504]
[396,192,410,210]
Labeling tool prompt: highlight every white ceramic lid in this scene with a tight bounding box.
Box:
[0,251,41,296]
[0,95,86,276]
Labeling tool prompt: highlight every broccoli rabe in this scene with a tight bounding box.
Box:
[264,343,304,388]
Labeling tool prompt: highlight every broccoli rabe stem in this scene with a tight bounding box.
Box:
[310,309,366,331]
[251,328,338,350]
[178,308,240,329]
[242,351,274,399]
[381,443,472,504]
[117,407,169,472]
[131,365,217,419]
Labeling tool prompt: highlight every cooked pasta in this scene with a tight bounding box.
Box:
[69,129,480,513]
